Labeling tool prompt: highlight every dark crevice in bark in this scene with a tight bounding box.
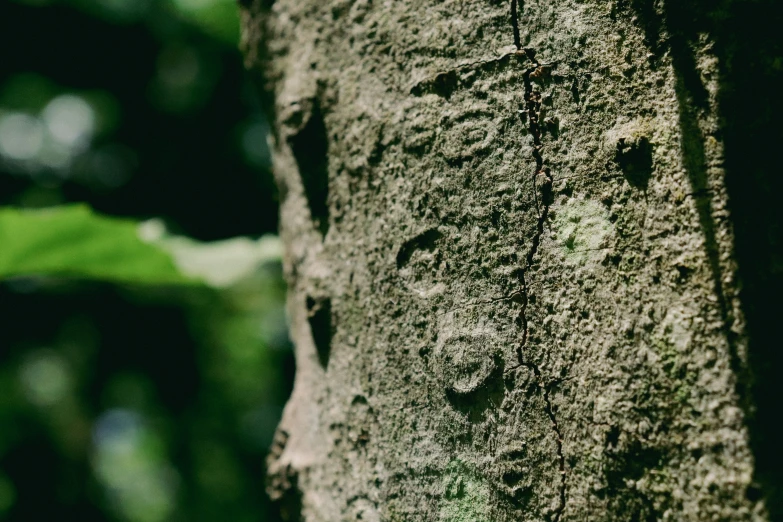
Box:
[307,295,333,370]
[267,430,303,522]
[614,135,653,189]
[290,101,330,237]
[515,360,567,519]
[508,1,565,519]
[396,228,443,269]
[237,0,275,8]
[269,467,303,522]
[510,0,522,50]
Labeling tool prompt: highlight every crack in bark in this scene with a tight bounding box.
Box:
[510,0,522,50]
[508,1,566,519]
[542,382,566,521]
[442,290,525,315]
[402,4,568,514]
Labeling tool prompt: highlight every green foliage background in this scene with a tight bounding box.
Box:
[0,1,290,520]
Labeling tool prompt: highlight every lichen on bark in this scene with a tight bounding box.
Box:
[241,0,775,519]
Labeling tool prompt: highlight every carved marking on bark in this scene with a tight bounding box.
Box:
[409,52,521,99]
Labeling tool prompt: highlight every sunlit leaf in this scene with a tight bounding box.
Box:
[0,205,195,284]
[140,218,282,288]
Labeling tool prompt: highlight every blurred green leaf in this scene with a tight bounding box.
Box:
[0,74,58,113]
[168,0,240,45]
[0,472,15,516]
[0,205,195,284]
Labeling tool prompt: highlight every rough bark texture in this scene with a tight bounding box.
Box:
[241,0,782,519]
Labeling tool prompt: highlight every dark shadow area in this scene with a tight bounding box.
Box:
[614,135,653,189]
[410,69,460,99]
[266,428,303,522]
[603,435,664,522]
[306,295,333,370]
[494,443,536,506]
[290,102,330,237]
[627,0,783,515]
[714,2,783,515]
[444,354,505,425]
[396,228,444,270]
[271,472,303,522]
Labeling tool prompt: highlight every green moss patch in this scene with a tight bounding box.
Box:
[439,460,492,522]
[551,199,613,264]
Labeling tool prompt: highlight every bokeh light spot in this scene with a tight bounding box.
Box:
[241,119,271,168]
[0,112,45,161]
[42,94,96,152]
[92,409,178,522]
[18,350,71,406]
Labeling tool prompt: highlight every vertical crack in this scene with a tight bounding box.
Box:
[542,381,566,521]
[514,360,567,520]
[510,0,522,50]
[509,1,565,519]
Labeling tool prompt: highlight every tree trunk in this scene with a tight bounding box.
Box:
[240,0,782,519]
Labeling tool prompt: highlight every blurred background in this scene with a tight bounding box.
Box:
[0,0,292,520]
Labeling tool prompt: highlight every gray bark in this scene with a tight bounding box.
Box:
[240,0,781,519]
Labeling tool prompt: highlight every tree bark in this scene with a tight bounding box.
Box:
[240,0,782,519]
